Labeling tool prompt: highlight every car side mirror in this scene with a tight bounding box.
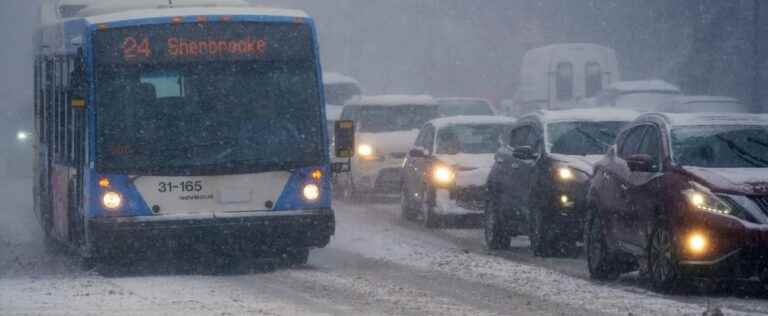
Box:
[409,147,429,158]
[334,120,355,159]
[513,146,537,160]
[627,154,654,172]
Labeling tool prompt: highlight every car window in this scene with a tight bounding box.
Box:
[637,125,662,171]
[524,127,542,152]
[418,125,435,152]
[619,126,647,158]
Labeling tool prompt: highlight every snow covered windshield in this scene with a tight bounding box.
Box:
[548,121,627,155]
[344,106,438,133]
[672,126,768,168]
[93,23,323,175]
[436,124,507,154]
[614,92,679,111]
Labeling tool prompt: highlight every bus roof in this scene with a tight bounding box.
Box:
[83,6,309,25]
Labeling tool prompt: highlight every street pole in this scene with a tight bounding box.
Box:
[753,0,761,112]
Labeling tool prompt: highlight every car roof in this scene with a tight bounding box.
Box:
[429,116,515,130]
[520,108,641,124]
[639,112,768,127]
[323,72,360,86]
[346,95,437,107]
[436,97,491,105]
[661,95,741,105]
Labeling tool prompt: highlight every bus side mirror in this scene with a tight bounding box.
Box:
[69,50,87,109]
[334,120,355,159]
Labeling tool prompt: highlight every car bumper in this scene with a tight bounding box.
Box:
[351,158,403,193]
[86,209,335,256]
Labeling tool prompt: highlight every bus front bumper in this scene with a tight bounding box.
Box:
[86,209,335,256]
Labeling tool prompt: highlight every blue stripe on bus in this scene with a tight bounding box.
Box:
[273,165,332,211]
[87,172,153,218]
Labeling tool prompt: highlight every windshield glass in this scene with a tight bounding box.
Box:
[93,23,323,175]
[346,106,438,133]
[548,121,627,155]
[437,101,494,116]
[672,125,768,168]
[436,124,507,154]
[614,92,680,111]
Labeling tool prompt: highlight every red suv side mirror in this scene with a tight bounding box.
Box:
[627,154,654,172]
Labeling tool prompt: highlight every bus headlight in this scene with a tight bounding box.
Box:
[432,165,456,186]
[102,191,123,210]
[303,184,320,201]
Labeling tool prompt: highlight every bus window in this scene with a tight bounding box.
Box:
[555,62,573,101]
[585,62,602,98]
[141,72,183,98]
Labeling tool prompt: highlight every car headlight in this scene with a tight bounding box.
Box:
[357,144,375,159]
[683,182,732,215]
[557,167,574,181]
[432,164,456,186]
[303,184,320,201]
[102,191,123,210]
[17,131,29,142]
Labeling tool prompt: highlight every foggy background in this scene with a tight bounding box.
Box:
[1,0,766,114]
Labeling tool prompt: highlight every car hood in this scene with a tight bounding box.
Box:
[357,130,419,155]
[549,153,604,175]
[435,153,495,187]
[682,167,768,195]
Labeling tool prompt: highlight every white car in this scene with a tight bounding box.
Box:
[401,116,516,228]
[337,95,439,199]
[655,95,750,113]
[436,97,495,117]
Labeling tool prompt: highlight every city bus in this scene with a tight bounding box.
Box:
[33,1,353,266]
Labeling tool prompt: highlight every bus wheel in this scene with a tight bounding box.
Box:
[282,248,310,266]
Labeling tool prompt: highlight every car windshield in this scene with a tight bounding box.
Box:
[672,125,768,168]
[548,121,627,155]
[614,92,680,111]
[435,124,507,154]
[95,61,324,175]
[438,101,494,116]
[346,105,438,133]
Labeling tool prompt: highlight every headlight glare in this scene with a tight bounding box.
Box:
[558,167,574,180]
[303,184,320,201]
[357,144,374,157]
[432,165,456,186]
[102,191,123,210]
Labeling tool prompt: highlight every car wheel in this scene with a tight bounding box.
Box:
[283,248,310,266]
[529,207,557,257]
[484,196,511,250]
[585,207,620,281]
[421,187,440,228]
[400,187,418,221]
[648,223,679,293]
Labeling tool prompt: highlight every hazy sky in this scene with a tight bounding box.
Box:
[0,0,38,112]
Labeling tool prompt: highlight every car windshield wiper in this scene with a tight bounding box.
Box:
[572,127,609,153]
[715,135,768,167]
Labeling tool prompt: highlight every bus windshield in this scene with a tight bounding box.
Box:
[93,22,324,175]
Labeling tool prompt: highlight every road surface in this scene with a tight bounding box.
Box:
[1,177,767,315]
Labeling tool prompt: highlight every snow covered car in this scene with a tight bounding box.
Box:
[484,109,639,256]
[337,95,439,198]
[586,80,682,111]
[436,97,495,117]
[655,95,750,114]
[586,112,768,292]
[401,116,515,228]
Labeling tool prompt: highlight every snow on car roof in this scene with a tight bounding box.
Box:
[606,80,681,93]
[429,116,515,130]
[525,108,641,123]
[437,97,491,105]
[323,72,360,86]
[83,1,307,24]
[662,95,741,105]
[347,95,437,107]
[642,112,768,127]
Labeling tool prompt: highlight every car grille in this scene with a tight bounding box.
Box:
[454,186,487,211]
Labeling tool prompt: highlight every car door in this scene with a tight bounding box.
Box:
[403,126,427,196]
[624,125,664,250]
[611,125,647,251]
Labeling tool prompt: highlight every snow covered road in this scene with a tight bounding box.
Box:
[1,178,768,315]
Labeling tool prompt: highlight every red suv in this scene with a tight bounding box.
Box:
[586,112,768,292]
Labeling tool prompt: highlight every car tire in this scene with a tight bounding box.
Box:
[484,196,511,250]
[648,223,679,293]
[529,207,558,257]
[400,187,418,221]
[585,207,620,281]
[421,187,440,228]
[283,248,310,266]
